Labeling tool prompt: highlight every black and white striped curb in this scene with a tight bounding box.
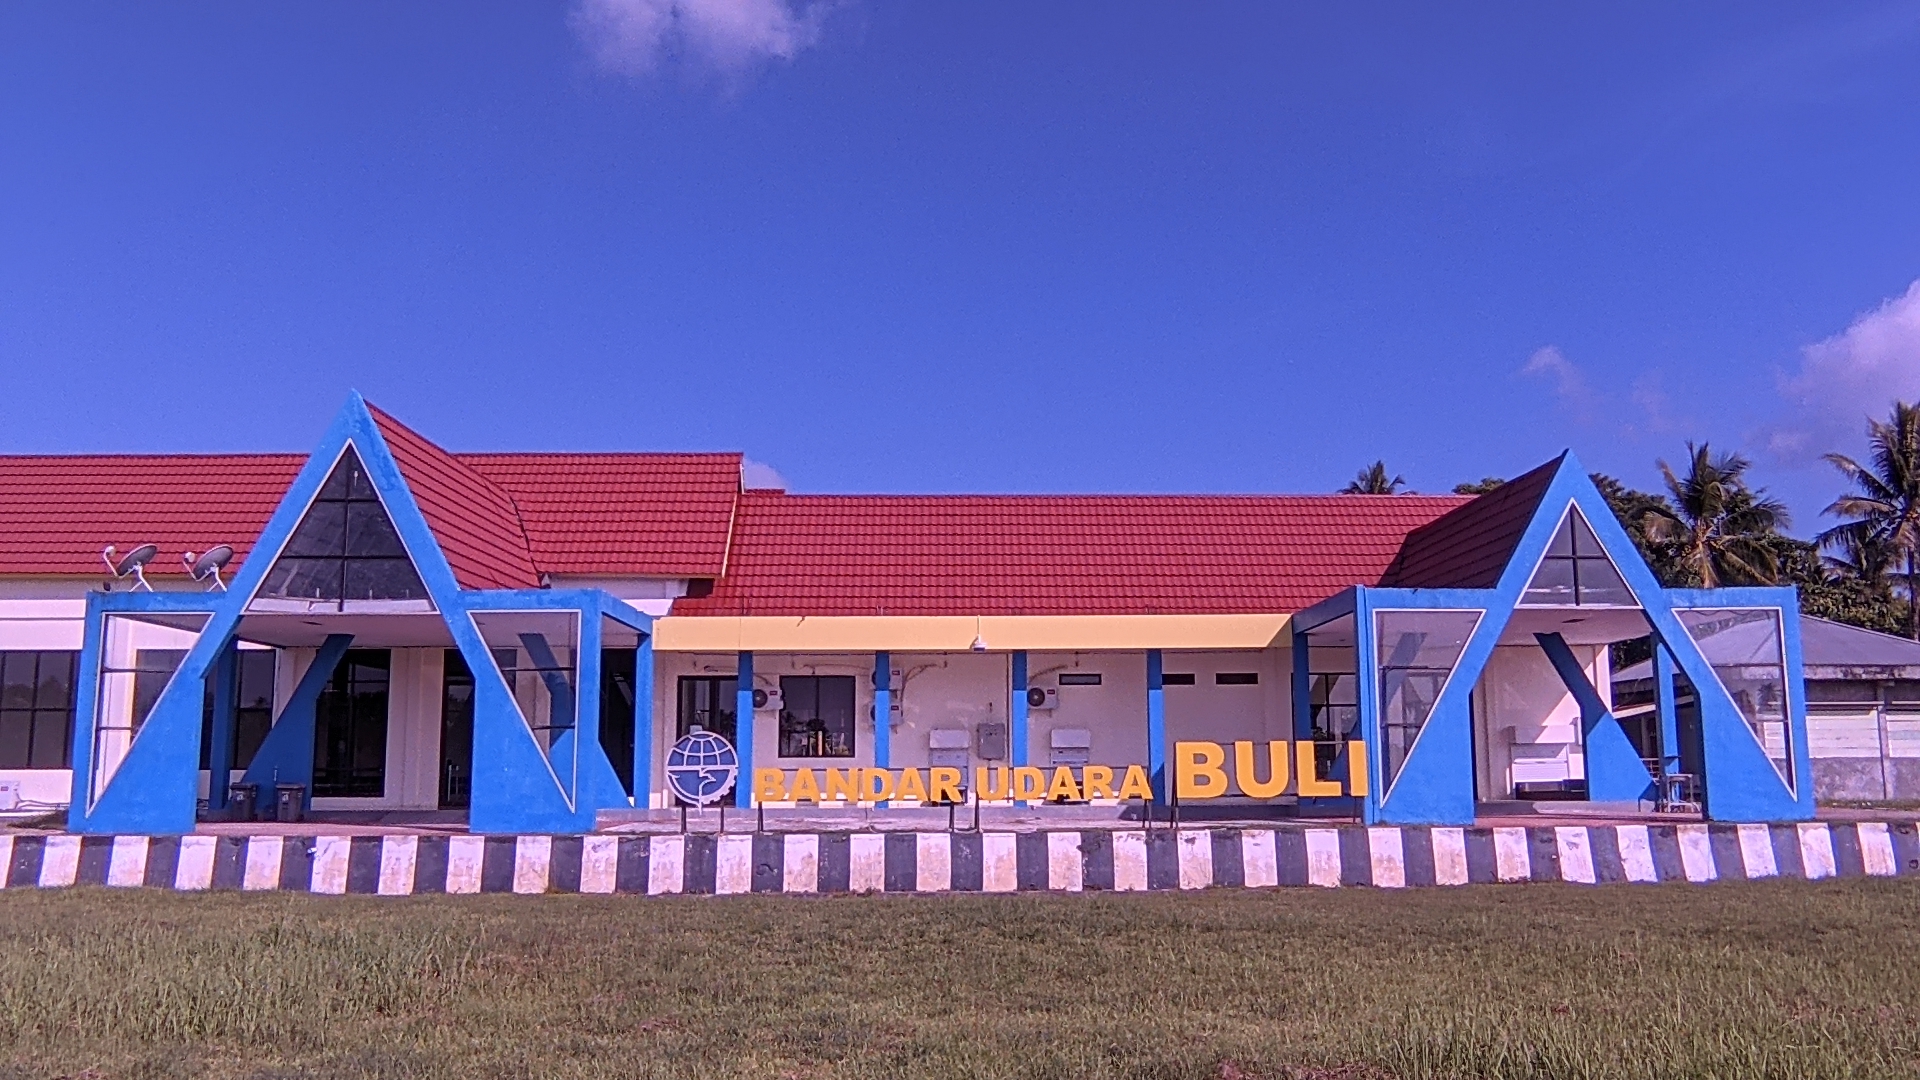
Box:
[2,822,1914,896]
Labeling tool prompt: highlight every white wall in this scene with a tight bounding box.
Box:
[1472,642,1610,799]
[1161,648,1293,746]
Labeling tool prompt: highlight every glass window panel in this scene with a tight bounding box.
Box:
[1,653,35,709]
[1675,608,1793,791]
[92,614,210,805]
[0,712,30,769]
[1522,558,1577,605]
[1569,510,1603,556]
[258,447,428,607]
[1376,609,1481,792]
[313,648,390,798]
[35,652,74,711]
[281,500,348,558]
[1574,554,1636,606]
[28,711,68,769]
[778,674,856,758]
[342,559,427,602]
[470,611,582,802]
[1546,514,1576,556]
[344,500,407,557]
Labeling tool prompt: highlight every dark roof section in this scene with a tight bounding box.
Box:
[368,406,542,591]
[669,492,1470,617]
[1378,454,1566,589]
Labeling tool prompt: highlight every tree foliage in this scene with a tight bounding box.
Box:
[1340,460,1406,495]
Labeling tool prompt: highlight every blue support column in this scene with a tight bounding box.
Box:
[1654,640,1681,777]
[204,641,240,811]
[242,634,353,809]
[873,651,892,769]
[633,633,654,809]
[734,651,754,808]
[1010,650,1029,768]
[1292,629,1315,744]
[1147,648,1167,802]
[1537,632,1652,803]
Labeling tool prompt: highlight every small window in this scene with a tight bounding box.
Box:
[1058,673,1102,686]
[1160,673,1196,686]
[0,650,78,770]
[1215,672,1259,686]
[779,675,856,758]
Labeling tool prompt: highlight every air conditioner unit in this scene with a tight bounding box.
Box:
[751,687,783,711]
[1025,686,1059,710]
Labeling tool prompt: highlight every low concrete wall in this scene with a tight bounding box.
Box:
[3,820,1912,895]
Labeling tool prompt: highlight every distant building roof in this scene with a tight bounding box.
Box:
[1616,616,1920,683]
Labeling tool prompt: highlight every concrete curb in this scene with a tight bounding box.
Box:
[2,821,1914,896]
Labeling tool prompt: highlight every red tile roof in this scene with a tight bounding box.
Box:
[1378,455,1564,589]
[368,406,542,591]
[0,454,304,579]
[668,492,1472,617]
[0,426,741,583]
[462,452,741,579]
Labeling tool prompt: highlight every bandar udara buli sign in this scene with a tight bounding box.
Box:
[749,739,1368,804]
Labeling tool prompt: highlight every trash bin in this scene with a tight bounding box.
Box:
[274,783,306,824]
[227,782,259,822]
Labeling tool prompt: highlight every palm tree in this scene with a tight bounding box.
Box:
[1820,401,1920,639]
[1643,443,1790,587]
[1341,460,1405,495]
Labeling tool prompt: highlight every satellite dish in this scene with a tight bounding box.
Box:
[183,545,235,591]
[101,543,159,592]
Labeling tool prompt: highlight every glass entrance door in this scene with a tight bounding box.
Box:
[314,648,390,798]
[440,649,474,809]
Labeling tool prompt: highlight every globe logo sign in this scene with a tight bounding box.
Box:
[665,729,739,807]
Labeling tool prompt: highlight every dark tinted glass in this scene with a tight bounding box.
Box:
[259,447,424,605]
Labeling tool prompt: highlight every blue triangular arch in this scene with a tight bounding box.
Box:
[70,393,633,834]
[1357,452,1812,825]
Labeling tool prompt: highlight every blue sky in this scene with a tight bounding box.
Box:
[3,2,1918,533]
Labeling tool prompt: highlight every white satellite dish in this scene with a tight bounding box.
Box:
[101,543,159,593]
[183,544,235,591]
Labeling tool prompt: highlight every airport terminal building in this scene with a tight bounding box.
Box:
[0,395,1815,835]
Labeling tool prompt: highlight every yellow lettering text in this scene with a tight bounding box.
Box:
[894,767,928,803]
[1046,766,1083,802]
[928,766,963,804]
[1082,764,1116,799]
[1174,741,1229,799]
[975,766,1010,800]
[753,768,786,804]
[1012,766,1047,802]
[1347,740,1369,797]
[825,768,861,803]
[1117,764,1154,801]
[787,768,821,804]
[1296,742,1342,797]
[862,767,895,803]
[1234,740,1290,798]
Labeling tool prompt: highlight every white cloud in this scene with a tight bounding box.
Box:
[742,457,788,490]
[572,0,833,79]
[1520,344,1600,425]
[1772,278,1920,458]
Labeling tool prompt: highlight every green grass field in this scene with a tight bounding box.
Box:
[1,880,1916,1079]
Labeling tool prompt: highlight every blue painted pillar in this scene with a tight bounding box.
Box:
[1292,628,1315,744]
[873,651,892,769]
[633,633,654,809]
[1010,650,1029,767]
[1537,632,1650,803]
[204,641,240,810]
[1654,640,1681,776]
[242,634,353,809]
[734,651,754,808]
[1147,648,1167,802]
